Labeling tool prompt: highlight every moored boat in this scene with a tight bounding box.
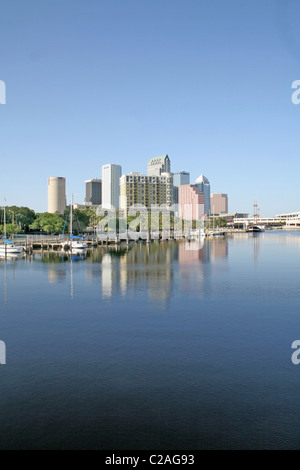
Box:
[70,236,88,250]
[65,195,88,250]
[246,225,265,233]
[0,202,24,256]
[246,203,265,233]
[0,241,23,255]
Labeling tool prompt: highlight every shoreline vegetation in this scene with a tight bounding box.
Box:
[0,205,229,237]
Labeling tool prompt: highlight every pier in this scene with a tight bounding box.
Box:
[2,227,281,254]
[6,229,208,253]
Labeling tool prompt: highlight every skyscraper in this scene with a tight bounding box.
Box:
[210,193,228,215]
[119,172,173,211]
[147,155,171,177]
[85,179,102,206]
[178,185,205,220]
[48,177,66,214]
[195,174,210,215]
[160,172,173,208]
[173,171,190,204]
[101,164,122,209]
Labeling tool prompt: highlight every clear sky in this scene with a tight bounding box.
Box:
[0,0,300,216]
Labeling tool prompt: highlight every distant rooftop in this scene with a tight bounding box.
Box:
[195,174,209,184]
[276,211,300,217]
[148,155,169,165]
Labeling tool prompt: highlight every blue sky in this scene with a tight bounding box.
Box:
[0,0,300,216]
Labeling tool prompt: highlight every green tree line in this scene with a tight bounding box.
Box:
[0,206,98,236]
[0,205,229,236]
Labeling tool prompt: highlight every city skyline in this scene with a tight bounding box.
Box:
[1,1,300,216]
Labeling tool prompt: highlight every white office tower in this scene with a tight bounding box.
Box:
[101,164,122,209]
[48,177,66,214]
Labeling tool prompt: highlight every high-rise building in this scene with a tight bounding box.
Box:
[210,193,228,216]
[48,177,66,214]
[173,171,190,204]
[178,184,205,221]
[160,172,173,208]
[120,173,149,209]
[101,164,122,209]
[119,172,173,211]
[147,155,171,177]
[195,174,210,215]
[85,179,102,206]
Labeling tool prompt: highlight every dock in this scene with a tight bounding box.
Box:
[1,227,270,253]
[4,228,212,253]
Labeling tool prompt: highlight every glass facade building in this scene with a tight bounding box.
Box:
[195,174,210,215]
[173,171,190,204]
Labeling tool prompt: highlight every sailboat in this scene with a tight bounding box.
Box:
[69,196,87,250]
[246,202,265,233]
[0,203,23,255]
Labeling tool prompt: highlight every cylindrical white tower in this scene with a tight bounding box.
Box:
[48,177,66,214]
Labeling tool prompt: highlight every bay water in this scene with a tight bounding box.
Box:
[0,231,299,449]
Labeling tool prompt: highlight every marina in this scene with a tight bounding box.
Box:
[0,228,207,254]
[0,225,286,255]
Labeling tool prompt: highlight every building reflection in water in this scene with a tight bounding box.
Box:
[39,239,229,301]
[178,241,207,296]
[178,238,228,296]
[77,242,175,303]
[44,253,68,285]
[209,239,228,261]
[119,242,175,303]
[97,239,229,302]
[178,240,209,264]
[102,253,113,298]
[48,266,67,284]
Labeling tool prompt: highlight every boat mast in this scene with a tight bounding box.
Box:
[3,199,6,240]
[253,202,258,225]
[70,194,73,237]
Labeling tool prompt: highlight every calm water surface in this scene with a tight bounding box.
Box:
[0,231,299,449]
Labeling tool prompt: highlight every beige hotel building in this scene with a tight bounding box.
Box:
[120,172,173,212]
